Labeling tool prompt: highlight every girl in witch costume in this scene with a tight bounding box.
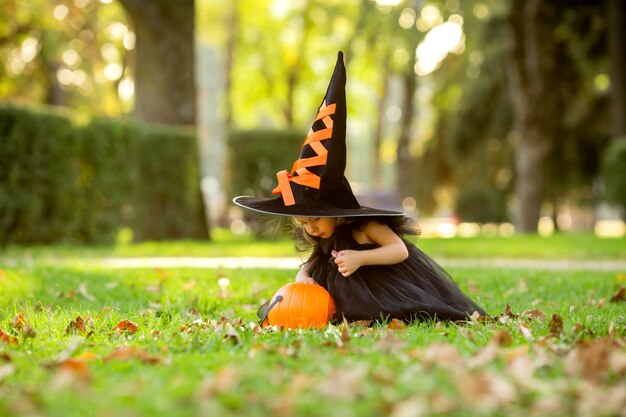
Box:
[234,52,486,322]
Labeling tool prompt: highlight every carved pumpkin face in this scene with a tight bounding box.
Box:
[266,283,336,329]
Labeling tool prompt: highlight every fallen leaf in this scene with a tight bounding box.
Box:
[421,343,464,370]
[548,314,564,336]
[565,338,613,382]
[389,397,428,417]
[0,329,18,346]
[518,322,533,341]
[223,326,240,345]
[609,287,625,303]
[56,358,91,383]
[75,352,97,361]
[0,364,16,382]
[505,303,514,317]
[104,347,161,364]
[490,329,513,347]
[387,319,406,330]
[11,312,25,331]
[66,316,86,335]
[113,320,138,334]
[79,282,96,301]
[340,318,351,346]
[523,309,546,321]
[11,313,36,339]
[200,366,239,396]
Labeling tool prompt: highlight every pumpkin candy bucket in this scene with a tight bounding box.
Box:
[259,283,336,329]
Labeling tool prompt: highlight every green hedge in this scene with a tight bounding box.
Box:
[227,129,304,237]
[602,139,626,211]
[0,103,206,245]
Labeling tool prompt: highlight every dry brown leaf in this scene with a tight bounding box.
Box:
[505,303,514,317]
[56,358,91,383]
[576,382,626,417]
[0,329,18,346]
[75,352,97,361]
[490,329,513,347]
[387,319,406,330]
[548,313,564,336]
[374,332,407,354]
[340,318,351,345]
[66,316,86,335]
[389,397,428,417]
[11,312,25,331]
[223,326,240,345]
[518,322,533,341]
[78,282,96,301]
[10,312,36,339]
[565,338,613,381]
[523,309,546,321]
[113,320,138,334]
[104,347,161,364]
[319,365,368,400]
[200,366,240,396]
[609,287,625,303]
[421,343,464,370]
[469,344,498,368]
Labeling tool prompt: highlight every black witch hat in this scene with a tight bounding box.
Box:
[233,52,403,218]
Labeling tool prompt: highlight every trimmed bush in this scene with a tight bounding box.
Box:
[0,103,206,245]
[602,139,626,211]
[227,129,304,237]
[455,182,508,223]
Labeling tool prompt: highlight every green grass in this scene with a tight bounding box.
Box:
[1,247,625,417]
[1,230,625,262]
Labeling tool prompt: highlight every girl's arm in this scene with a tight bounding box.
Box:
[295,264,316,284]
[334,221,408,277]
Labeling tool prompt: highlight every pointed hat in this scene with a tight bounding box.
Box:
[233,52,402,217]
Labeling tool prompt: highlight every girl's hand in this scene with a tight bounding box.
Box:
[296,276,316,284]
[295,267,316,284]
[333,250,362,277]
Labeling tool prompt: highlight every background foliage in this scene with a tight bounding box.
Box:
[0,103,205,245]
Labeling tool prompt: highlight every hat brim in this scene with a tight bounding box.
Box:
[233,196,403,217]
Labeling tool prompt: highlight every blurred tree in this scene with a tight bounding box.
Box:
[507,0,567,232]
[608,0,625,141]
[118,0,196,125]
[423,0,610,230]
[0,0,131,115]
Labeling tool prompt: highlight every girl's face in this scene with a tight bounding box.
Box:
[295,217,338,239]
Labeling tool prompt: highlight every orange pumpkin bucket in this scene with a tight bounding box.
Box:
[261,283,336,329]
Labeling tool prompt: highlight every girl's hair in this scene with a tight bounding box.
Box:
[292,215,420,253]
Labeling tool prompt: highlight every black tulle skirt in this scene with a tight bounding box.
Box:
[309,237,487,322]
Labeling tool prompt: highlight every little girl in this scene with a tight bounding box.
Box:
[291,216,486,322]
[234,52,486,322]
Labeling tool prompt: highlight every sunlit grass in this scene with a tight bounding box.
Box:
[1,236,625,416]
[1,260,625,416]
[1,230,624,261]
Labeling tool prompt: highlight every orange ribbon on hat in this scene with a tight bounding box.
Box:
[272,102,336,206]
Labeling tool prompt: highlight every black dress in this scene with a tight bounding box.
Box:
[307,224,487,322]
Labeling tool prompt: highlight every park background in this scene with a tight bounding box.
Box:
[1,1,626,417]
[2,0,626,244]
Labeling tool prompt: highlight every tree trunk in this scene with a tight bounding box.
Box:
[223,0,238,128]
[119,0,196,125]
[396,70,417,200]
[372,64,390,186]
[507,0,561,232]
[608,0,626,140]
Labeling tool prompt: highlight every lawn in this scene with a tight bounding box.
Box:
[0,235,625,417]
